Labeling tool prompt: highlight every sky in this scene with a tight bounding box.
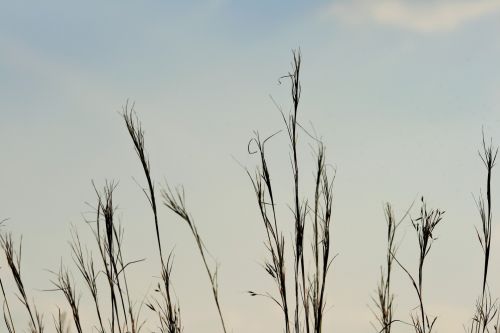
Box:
[1,1,500,332]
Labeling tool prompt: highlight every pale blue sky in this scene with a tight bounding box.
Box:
[1,1,500,332]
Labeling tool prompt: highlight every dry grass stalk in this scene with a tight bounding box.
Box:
[162,185,228,333]
[74,180,144,333]
[0,233,44,333]
[469,133,498,333]
[0,219,16,333]
[0,276,16,333]
[309,143,334,333]
[394,197,444,333]
[248,50,334,333]
[371,203,413,333]
[279,50,308,333]
[145,253,182,333]
[371,203,398,333]
[52,308,70,333]
[70,227,105,333]
[50,265,83,333]
[123,105,182,333]
[247,131,291,333]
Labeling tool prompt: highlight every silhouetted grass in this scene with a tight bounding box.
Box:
[393,197,445,333]
[0,50,496,333]
[247,50,335,333]
[372,203,398,333]
[468,133,498,333]
[1,233,44,333]
[123,105,182,333]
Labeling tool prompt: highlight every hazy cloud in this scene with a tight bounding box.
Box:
[327,0,500,33]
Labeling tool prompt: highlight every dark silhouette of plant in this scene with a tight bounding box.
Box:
[393,197,444,333]
[247,50,335,333]
[50,265,83,333]
[123,106,182,333]
[0,219,16,333]
[0,233,44,333]
[162,185,228,333]
[69,227,105,333]
[372,203,398,333]
[0,48,496,333]
[247,130,291,333]
[310,142,334,333]
[41,180,143,333]
[468,133,498,333]
[52,308,70,333]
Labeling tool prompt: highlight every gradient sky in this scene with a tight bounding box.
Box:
[1,1,500,332]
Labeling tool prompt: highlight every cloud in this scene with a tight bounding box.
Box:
[327,0,500,33]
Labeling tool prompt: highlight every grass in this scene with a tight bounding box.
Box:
[0,50,497,333]
[395,197,445,333]
[468,134,498,333]
[246,50,335,333]
[371,203,403,333]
